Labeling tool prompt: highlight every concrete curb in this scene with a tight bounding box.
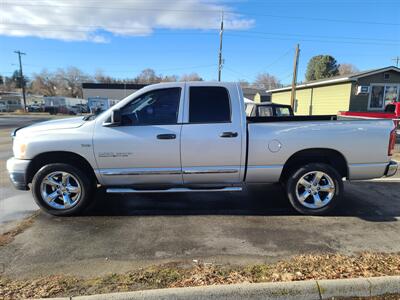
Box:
[43,276,400,300]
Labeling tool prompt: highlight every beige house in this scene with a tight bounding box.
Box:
[268,66,400,115]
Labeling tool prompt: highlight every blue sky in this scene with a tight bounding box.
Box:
[1,0,399,84]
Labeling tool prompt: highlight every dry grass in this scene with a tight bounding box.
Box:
[0,213,38,247]
[1,253,400,299]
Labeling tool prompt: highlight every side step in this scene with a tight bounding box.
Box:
[106,187,243,193]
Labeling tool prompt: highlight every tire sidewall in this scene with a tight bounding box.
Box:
[32,163,94,216]
[286,163,343,215]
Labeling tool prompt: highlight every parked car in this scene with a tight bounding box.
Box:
[27,104,43,112]
[44,96,87,115]
[246,102,294,117]
[7,82,397,216]
[0,103,7,112]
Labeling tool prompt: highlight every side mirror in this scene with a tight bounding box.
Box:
[104,109,121,127]
[111,109,121,124]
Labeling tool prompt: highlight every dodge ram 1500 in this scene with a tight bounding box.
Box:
[7,82,398,216]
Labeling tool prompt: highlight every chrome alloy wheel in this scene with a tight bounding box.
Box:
[40,171,82,210]
[295,171,335,209]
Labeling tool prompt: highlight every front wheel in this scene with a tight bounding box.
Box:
[285,163,343,215]
[32,163,95,216]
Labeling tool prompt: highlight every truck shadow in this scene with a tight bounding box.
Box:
[84,182,400,222]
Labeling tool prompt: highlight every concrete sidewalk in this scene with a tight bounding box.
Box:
[42,276,400,300]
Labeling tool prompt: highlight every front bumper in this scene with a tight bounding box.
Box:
[6,157,31,190]
[384,160,398,177]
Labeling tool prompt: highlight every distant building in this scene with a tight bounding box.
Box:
[0,92,23,112]
[82,83,148,102]
[242,87,271,103]
[268,66,400,115]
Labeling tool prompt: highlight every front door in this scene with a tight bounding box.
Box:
[93,86,184,186]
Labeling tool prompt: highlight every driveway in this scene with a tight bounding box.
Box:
[0,115,400,280]
[1,179,400,279]
[0,115,55,232]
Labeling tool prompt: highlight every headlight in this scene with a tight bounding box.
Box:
[13,139,27,159]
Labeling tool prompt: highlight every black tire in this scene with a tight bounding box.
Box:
[32,163,95,216]
[285,163,343,216]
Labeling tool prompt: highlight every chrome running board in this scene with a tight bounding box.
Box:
[106,187,242,193]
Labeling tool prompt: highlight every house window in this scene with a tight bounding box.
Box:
[368,84,399,110]
[369,86,384,109]
[384,73,390,80]
[384,85,398,103]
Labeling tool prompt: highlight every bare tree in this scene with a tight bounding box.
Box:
[254,73,281,90]
[0,73,16,92]
[161,75,178,82]
[94,69,118,83]
[338,63,359,76]
[55,67,90,98]
[238,79,250,88]
[135,68,161,84]
[29,70,59,96]
[179,73,203,81]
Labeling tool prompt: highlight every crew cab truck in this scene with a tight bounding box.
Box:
[7,82,398,216]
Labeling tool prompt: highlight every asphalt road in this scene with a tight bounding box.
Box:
[0,115,400,280]
[0,116,54,231]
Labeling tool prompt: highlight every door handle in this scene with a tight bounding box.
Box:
[220,131,238,138]
[157,134,176,140]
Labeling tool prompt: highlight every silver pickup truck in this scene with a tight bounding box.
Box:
[7,82,398,216]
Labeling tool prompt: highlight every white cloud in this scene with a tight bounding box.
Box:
[0,0,254,42]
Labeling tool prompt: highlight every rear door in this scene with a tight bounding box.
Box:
[180,84,243,184]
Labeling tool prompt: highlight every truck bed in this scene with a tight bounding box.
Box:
[247,115,337,123]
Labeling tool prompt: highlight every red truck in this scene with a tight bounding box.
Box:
[339,102,400,127]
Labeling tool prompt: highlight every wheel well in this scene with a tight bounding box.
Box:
[26,151,97,184]
[280,148,348,182]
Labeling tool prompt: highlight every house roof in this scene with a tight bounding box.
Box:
[242,87,269,96]
[267,66,400,93]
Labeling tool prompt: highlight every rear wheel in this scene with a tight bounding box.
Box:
[285,163,343,215]
[32,163,95,216]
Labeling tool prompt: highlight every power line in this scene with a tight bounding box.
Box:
[224,33,400,46]
[3,22,397,43]
[262,49,293,70]
[222,48,294,82]
[3,2,400,26]
[2,26,399,46]
[2,64,218,76]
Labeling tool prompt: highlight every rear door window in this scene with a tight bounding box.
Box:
[189,87,231,123]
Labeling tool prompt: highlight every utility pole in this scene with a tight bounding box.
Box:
[218,11,224,82]
[392,56,400,68]
[290,44,300,109]
[14,50,27,111]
